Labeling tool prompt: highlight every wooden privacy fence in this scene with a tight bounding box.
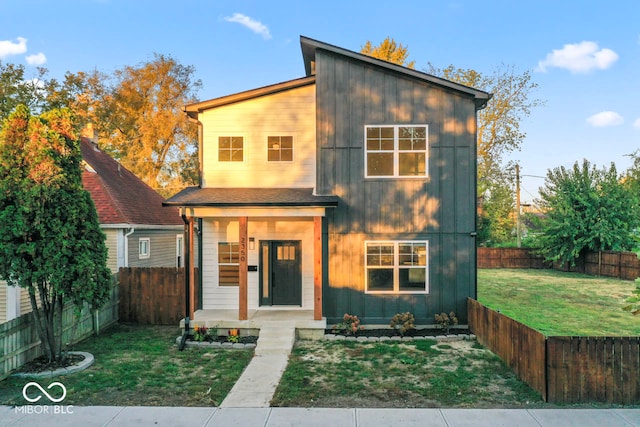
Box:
[468,298,640,404]
[119,267,199,325]
[0,283,119,381]
[478,247,640,281]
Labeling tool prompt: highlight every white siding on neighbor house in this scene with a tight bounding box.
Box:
[0,282,5,323]
[0,281,33,323]
[201,217,315,311]
[200,84,316,189]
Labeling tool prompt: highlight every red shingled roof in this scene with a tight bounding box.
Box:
[80,137,183,226]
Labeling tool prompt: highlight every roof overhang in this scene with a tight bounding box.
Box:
[163,187,339,208]
[300,35,492,110]
[183,76,316,120]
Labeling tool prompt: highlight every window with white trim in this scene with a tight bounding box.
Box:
[139,238,150,259]
[365,125,428,177]
[365,241,428,293]
[218,136,244,162]
[218,242,239,286]
[267,136,293,161]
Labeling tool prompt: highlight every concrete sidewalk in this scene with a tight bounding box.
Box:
[2,406,639,426]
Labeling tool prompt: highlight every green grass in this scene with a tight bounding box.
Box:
[478,268,640,336]
[272,339,543,408]
[0,323,253,407]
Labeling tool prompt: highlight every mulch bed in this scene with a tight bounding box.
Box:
[17,353,85,373]
[188,335,258,345]
[326,328,471,338]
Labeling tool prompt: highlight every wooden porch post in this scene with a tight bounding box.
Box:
[239,216,248,320]
[314,216,323,320]
[188,217,195,320]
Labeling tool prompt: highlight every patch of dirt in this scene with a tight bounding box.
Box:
[17,353,85,373]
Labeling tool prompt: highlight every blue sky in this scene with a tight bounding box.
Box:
[1,0,639,204]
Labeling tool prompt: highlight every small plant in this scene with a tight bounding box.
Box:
[192,325,210,342]
[228,328,240,343]
[389,312,415,336]
[434,311,458,334]
[332,313,363,336]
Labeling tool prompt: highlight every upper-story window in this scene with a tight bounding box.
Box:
[268,136,293,161]
[219,136,244,162]
[365,125,428,178]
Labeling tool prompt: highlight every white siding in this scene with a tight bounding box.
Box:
[202,217,315,311]
[200,84,316,188]
[0,282,5,323]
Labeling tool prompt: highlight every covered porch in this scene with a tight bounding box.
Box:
[164,187,338,328]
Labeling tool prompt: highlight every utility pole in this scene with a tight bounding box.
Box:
[516,163,521,248]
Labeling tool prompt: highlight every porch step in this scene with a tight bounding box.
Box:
[255,323,296,356]
[220,322,297,408]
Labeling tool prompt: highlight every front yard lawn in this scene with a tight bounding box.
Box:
[478,268,640,336]
[272,338,543,408]
[0,323,253,407]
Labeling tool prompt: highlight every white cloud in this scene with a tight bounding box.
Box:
[26,52,46,66]
[586,111,624,127]
[0,37,28,59]
[633,118,640,129]
[224,13,271,40]
[536,41,618,73]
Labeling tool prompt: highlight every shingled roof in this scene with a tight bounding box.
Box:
[80,137,183,226]
[164,187,339,207]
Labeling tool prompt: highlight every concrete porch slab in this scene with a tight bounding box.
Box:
[181,309,326,331]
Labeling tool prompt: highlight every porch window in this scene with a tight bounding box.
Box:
[218,136,244,162]
[365,241,428,293]
[139,238,150,259]
[267,136,293,161]
[365,125,427,178]
[218,242,239,286]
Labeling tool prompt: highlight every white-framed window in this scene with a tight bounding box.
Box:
[365,125,428,178]
[218,242,239,286]
[267,135,294,162]
[218,136,244,162]
[139,238,150,259]
[365,241,428,293]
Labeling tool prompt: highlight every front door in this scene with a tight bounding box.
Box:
[260,241,302,306]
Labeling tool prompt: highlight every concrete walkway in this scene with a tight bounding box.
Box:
[219,321,296,408]
[3,406,640,426]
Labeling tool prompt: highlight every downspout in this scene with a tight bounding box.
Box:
[179,213,191,351]
[123,227,135,267]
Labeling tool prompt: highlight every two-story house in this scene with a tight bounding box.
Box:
[164,36,490,328]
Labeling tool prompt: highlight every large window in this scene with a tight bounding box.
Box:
[218,242,239,286]
[365,125,427,177]
[365,241,428,293]
[268,136,293,161]
[218,136,244,162]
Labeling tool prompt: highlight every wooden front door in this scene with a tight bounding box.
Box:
[260,241,302,306]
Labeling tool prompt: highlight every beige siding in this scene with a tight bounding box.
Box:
[103,228,119,274]
[201,217,315,311]
[200,84,316,188]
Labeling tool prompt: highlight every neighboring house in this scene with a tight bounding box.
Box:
[164,36,491,326]
[1,136,187,323]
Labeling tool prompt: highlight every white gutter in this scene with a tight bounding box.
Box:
[124,227,135,267]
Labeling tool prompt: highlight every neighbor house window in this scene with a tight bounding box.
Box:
[139,238,150,259]
[218,136,244,162]
[268,136,293,161]
[365,125,427,177]
[218,242,239,286]
[365,241,428,293]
